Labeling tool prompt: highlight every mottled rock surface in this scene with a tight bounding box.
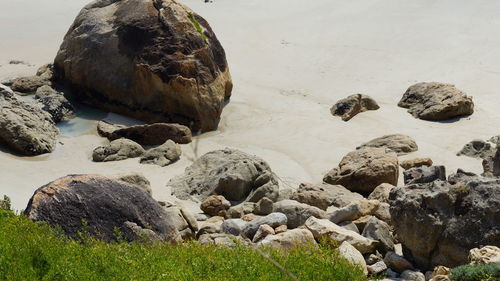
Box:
[330,94,379,121]
[357,134,418,156]
[92,139,145,162]
[273,199,326,228]
[97,121,192,145]
[290,183,363,210]
[140,140,181,166]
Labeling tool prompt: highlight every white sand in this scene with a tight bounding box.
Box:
[2,0,500,211]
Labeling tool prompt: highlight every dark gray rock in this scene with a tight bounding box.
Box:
[92,139,145,162]
[140,140,181,167]
[37,94,75,123]
[330,94,379,121]
[403,165,446,185]
[254,197,273,215]
[221,219,247,236]
[242,212,287,239]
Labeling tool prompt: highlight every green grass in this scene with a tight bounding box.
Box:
[0,209,366,281]
[188,12,208,43]
[450,263,500,281]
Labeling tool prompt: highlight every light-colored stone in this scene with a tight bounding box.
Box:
[258,229,316,249]
[400,158,433,170]
[93,139,145,162]
[400,270,425,281]
[114,172,152,195]
[140,140,181,167]
[468,246,500,265]
[252,224,275,243]
[337,241,368,275]
[367,260,387,275]
[273,199,326,228]
[291,183,364,210]
[357,134,418,156]
[227,202,256,218]
[368,183,395,203]
[329,200,380,224]
[275,224,287,234]
[221,219,247,236]
[242,212,287,239]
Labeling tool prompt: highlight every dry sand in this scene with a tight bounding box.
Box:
[1,0,500,211]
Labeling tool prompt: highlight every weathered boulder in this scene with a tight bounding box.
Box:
[357,134,418,156]
[254,197,273,215]
[35,85,58,99]
[368,183,395,203]
[24,174,179,242]
[398,82,474,121]
[200,195,231,217]
[258,229,315,249]
[54,0,232,132]
[0,91,58,155]
[400,158,433,170]
[163,205,197,240]
[92,138,145,162]
[242,212,287,239]
[273,199,327,228]
[97,120,192,145]
[403,166,446,185]
[367,261,387,275]
[330,94,379,121]
[389,171,500,269]
[337,241,368,275]
[33,85,76,123]
[361,216,395,253]
[227,202,255,218]
[468,246,500,265]
[329,200,380,224]
[10,76,50,94]
[140,140,181,166]
[324,148,399,195]
[290,183,363,210]
[168,149,279,202]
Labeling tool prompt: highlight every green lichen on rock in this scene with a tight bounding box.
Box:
[188,12,208,43]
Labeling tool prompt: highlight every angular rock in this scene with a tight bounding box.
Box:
[357,134,418,156]
[324,148,399,195]
[54,0,233,132]
[403,166,446,185]
[368,183,395,203]
[37,94,75,123]
[338,241,368,275]
[140,140,181,166]
[361,216,395,253]
[242,212,287,239]
[367,261,387,275]
[163,205,195,240]
[339,221,359,233]
[258,229,316,249]
[168,149,279,202]
[330,94,379,121]
[254,197,273,215]
[24,174,179,242]
[384,251,414,273]
[220,219,247,236]
[273,199,327,229]
[35,85,58,99]
[252,224,275,243]
[329,200,380,224]
[468,246,500,265]
[457,139,495,159]
[274,224,287,234]
[290,183,363,210]
[398,82,474,121]
[400,158,433,170]
[196,223,221,239]
[241,213,257,222]
[227,202,255,218]
[200,195,231,217]
[92,138,145,162]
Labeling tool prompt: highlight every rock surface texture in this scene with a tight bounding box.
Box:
[92,139,145,162]
[330,94,379,121]
[398,82,474,121]
[140,140,181,166]
[54,0,233,132]
[97,121,192,145]
[290,183,363,210]
[357,134,418,156]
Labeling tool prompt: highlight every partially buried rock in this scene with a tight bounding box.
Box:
[0,91,58,155]
[168,148,279,202]
[290,183,363,210]
[400,158,433,170]
[398,82,474,121]
[200,195,231,217]
[356,134,418,156]
[330,94,379,121]
[92,139,145,162]
[140,140,181,167]
[468,246,500,265]
[24,174,179,242]
[324,148,399,195]
[54,0,232,132]
[113,172,152,195]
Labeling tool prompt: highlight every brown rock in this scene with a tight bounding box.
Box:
[400,158,433,170]
[330,94,379,121]
[200,195,231,217]
[97,121,192,145]
[291,183,363,210]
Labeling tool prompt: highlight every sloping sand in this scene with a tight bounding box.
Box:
[1,0,500,210]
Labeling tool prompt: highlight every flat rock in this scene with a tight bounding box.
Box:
[290,183,363,210]
[330,94,379,121]
[400,158,433,170]
[92,138,145,162]
[357,134,418,156]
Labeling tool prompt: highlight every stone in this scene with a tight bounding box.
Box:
[403,166,446,185]
[290,183,363,210]
[140,140,181,166]
[97,120,192,145]
[305,217,378,254]
[122,221,162,242]
[339,221,359,233]
[368,183,395,203]
[274,224,287,234]
[220,219,247,236]
[242,212,287,239]
[329,200,380,224]
[54,0,232,132]
[384,251,414,273]
[92,139,145,162]
[241,213,257,222]
[10,76,50,94]
[457,139,495,159]
[400,270,425,281]
[366,253,383,265]
[273,199,327,229]
[35,85,58,99]
[227,202,255,218]
[0,92,58,155]
[367,261,387,275]
[196,223,221,239]
[36,64,54,80]
[113,172,152,195]
[468,246,500,265]
[330,94,379,121]
[254,197,273,215]
[200,195,231,217]
[168,149,279,202]
[398,82,474,121]
[252,224,275,243]
[324,148,399,195]
[374,202,392,224]
[198,233,245,246]
[389,172,500,269]
[337,241,368,275]
[357,134,418,156]
[353,215,373,233]
[258,229,316,249]
[400,158,433,170]
[163,205,195,240]
[361,216,395,253]
[180,207,199,233]
[24,174,179,242]
[37,94,75,123]
[431,266,451,277]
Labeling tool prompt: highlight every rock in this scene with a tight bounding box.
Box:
[374,202,392,224]
[198,233,245,246]
[97,121,192,145]
[168,149,279,202]
[400,158,433,170]
[305,217,378,254]
[54,0,232,132]
[35,85,58,99]
[324,148,399,195]
[0,92,58,155]
[400,270,425,281]
[353,216,373,233]
[368,183,395,203]
[0,84,14,95]
[468,246,500,265]
[24,174,179,242]
[337,241,368,275]
[114,172,152,195]
[366,253,383,265]
[92,139,145,162]
[357,134,418,156]
[220,219,247,236]
[179,207,199,233]
[140,140,181,166]
[37,94,75,123]
[361,216,395,253]
[398,82,474,121]
[339,221,359,233]
[274,224,287,234]
[431,266,451,277]
[241,213,257,222]
[384,251,414,273]
[403,166,446,185]
[254,197,273,215]
[122,221,162,242]
[389,172,500,269]
[227,202,255,218]
[290,183,363,210]
[196,223,221,238]
[36,64,54,80]
[273,199,327,229]
[258,229,316,249]
[252,224,275,243]
[242,212,287,239]
[200,195,231,217]
[329,200,380,224]
[457,139,495,159]
[163,205,195,240]
[367,261,387,275]
[330,94,379,121]
[10,76,50,94]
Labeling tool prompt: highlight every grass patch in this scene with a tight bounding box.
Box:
[188,12,208,43]
[450,263,500,281]
[0,209,366,281]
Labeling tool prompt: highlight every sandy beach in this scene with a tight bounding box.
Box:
[2,0,500,211]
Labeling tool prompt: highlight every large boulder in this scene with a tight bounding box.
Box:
[330,94,379,121]
[323,148,399,195]
[54,0,232,132]
[398,82,474,121]
[0,90,58,155]
[24,174,180,242]
[356,134,418,156]
[389,171,500,269]
[290,183,363,210]
[168,148,279,202]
